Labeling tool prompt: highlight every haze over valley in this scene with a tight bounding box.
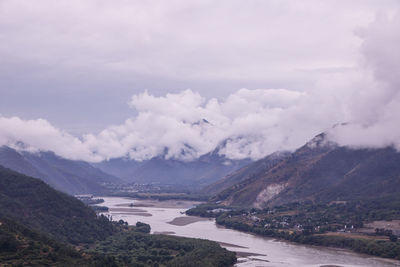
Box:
[1,1,400,266]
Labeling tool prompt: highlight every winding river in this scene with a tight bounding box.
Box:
[99,197,400,267]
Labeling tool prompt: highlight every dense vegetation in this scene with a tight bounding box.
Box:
[90,222,236,267]
[0,166,237,266]
[0,166,115,244]
[216,215,400,260]
[0,217,91,266]
[187,195,400,260]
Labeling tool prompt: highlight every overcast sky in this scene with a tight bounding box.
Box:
[1,1,399,161]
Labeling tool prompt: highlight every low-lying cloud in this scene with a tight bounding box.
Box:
[1,10,399,162]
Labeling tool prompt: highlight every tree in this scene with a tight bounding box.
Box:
[389,234,398,242]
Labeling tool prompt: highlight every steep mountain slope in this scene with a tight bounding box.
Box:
[214,133,400,208]
[202,151,290,196]
[0,146,121,195]
[94,149,251,187]
[0,165,115,244]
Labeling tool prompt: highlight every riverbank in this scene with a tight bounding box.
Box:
[186,201,400,262]
[99,196,400,266]
[217,215,400,261]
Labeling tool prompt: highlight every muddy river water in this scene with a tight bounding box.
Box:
[99,197,400,267]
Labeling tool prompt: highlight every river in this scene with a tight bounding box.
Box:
[99,196,400,267]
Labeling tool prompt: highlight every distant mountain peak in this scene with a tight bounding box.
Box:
[305,132,337,149]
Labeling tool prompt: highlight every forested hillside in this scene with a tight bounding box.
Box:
[0,165,115,244]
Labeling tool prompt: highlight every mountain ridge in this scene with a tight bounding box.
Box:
[94,145,252,187]
[212,133,400,208]
[202,151,290,196]
[0,146,121,195]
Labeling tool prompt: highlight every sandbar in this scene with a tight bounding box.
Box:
[112,212,152,217]
[217,241,248,249]
[153,231,176,235]
[124,199,202,209]
[116,203,154,207]
[167,216,211,226]
[235,251,267,257]
[110,207,147,213]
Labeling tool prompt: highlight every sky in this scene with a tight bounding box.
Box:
[0,0,399,162]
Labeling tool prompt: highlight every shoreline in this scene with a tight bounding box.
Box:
[99,196,400,266]
[214,220,400,265]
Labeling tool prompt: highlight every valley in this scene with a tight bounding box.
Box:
[1,2,400,266]
[2,132,400,266]
[98,196,400,267]
[0,167,236,266]
[2,130,400,265]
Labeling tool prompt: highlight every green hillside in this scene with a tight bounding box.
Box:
[0,165,114,244]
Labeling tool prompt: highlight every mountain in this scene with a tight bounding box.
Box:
[202,151,290,196]
[91,157,143,182]
[94,147,252,188]
[0,165,114,244]
[212,133,400,208]
[0,146,121,195]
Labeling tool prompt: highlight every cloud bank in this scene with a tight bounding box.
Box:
[327,11,400,149]
[0,88,311,161]
[1,10,400,162]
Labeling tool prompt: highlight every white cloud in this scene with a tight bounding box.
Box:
[0,4,400,162]
[81,88,308,161]
[0,88,311,161]
[0,116,101,161]
[327,11,400,149]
